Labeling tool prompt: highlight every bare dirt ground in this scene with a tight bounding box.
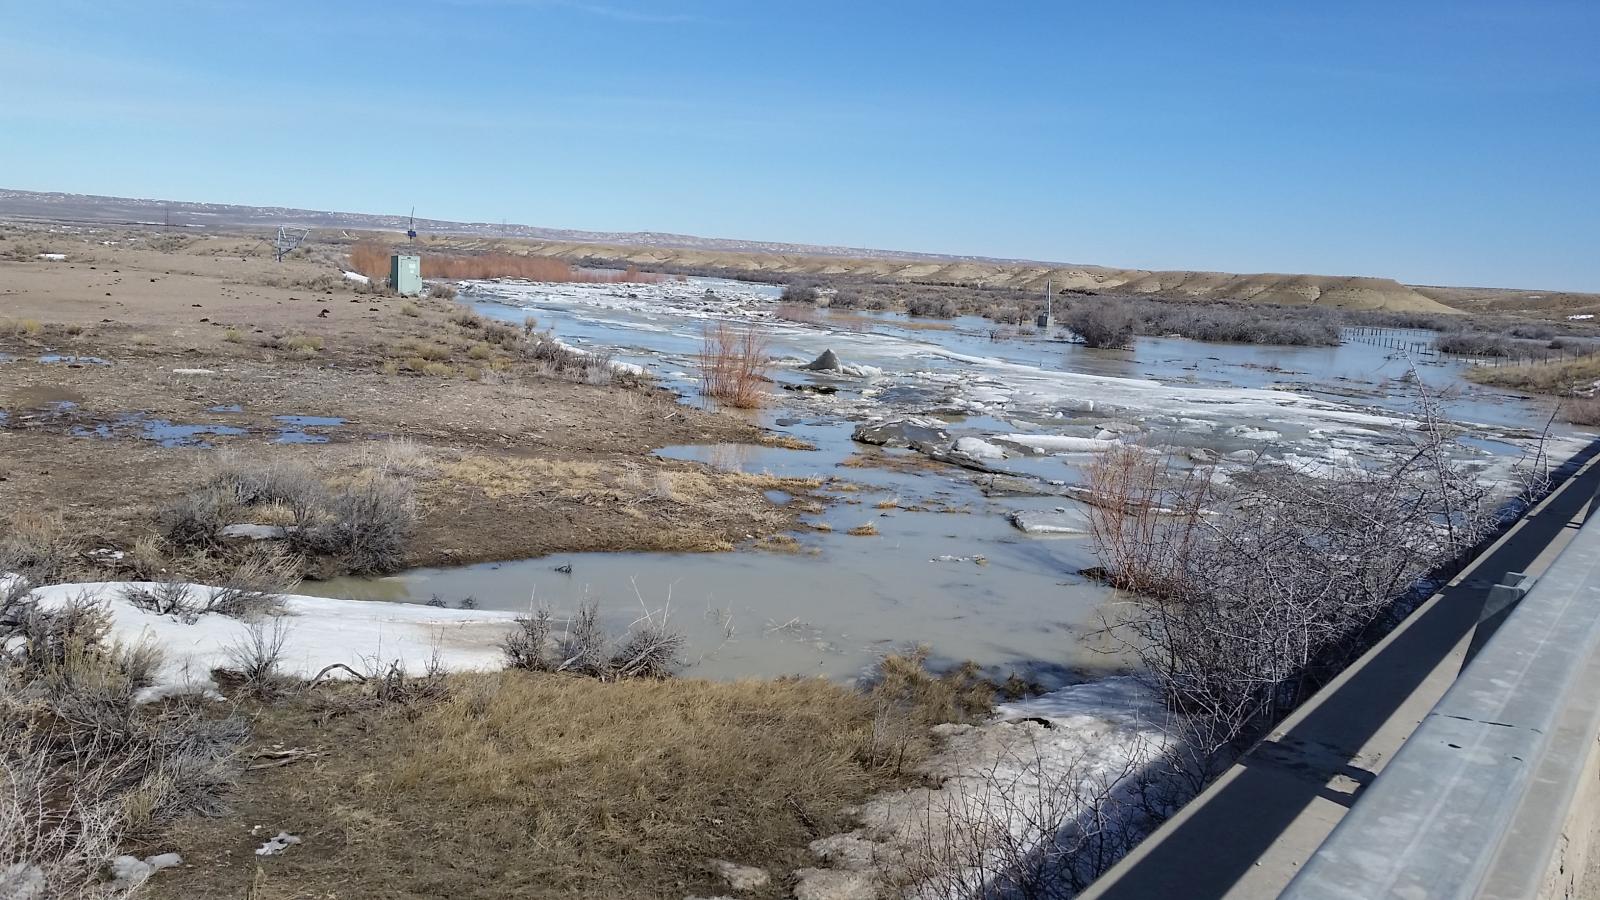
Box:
[0,227,819,573]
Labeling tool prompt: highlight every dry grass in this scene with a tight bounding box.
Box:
[1468,354,1600,395]
[759,433,817,450]
[222,328,243,343]
[275,334,323,357]
[3,318,44,338]
[1564,396,1600,426]
[440,456,607,500]
[847,523,880,537]
[699,322,771,409]
[152,653,992,899]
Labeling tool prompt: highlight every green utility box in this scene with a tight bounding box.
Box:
[390,254,422,296]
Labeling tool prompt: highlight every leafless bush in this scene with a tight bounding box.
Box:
[906,733,1161,898]
[205,549,297,617]
[699,322,770,408]
[289,476,415,575]
[157,487,235,550]
[9,592,112,674]
[429,282,458,300]
[523,332,615,384]
[1565,395,1600,426]
[907,295,958,318]
[781,281,819,304]
[164,459,416,576]
[502,598,684,680]
[122,580,195,617]
[0,613,248,897]
[1088,395,1494,762]
[1065,304,1136,349]
[504,609,554,671]
[609,606,684,679]
[224,617,290,697]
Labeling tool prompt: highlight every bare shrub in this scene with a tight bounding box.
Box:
[907,295,958,318]
[429,282,458,300]
[11,592,112,674]
[609,606,684,679]
[699,322,770,409]
[906,733,1159,898]
[158,486,235,550]
[165,459,416,577]
[1065,304,1136,349]
[503,599,685,681]
[504,608,553,672]
[1088,399,1493,763]
[523,332,615,384]
[781,281,819,304]
[0,598,248,897]
[224,617,290,696]
[289,476,416,575]
[123,579,196,617]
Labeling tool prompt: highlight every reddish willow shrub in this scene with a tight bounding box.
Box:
[347,243,659,285]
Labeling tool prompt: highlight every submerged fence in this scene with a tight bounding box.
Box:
[1342,326,1600,368]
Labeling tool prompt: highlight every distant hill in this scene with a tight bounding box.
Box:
[3,187,1584,315]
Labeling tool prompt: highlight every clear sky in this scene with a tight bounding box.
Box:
[3,1,1597,290]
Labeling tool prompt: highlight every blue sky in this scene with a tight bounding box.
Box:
[3,1,1597,289]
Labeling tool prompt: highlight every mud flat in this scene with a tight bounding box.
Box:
[0,232,815,574]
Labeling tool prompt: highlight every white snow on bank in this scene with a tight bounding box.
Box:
[25,581,519,702]
[35,253,67,261]
[341,270,370,284]
[799,676,1172,897]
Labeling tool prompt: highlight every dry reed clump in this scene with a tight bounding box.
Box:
[699,322,770,409]
[847,523,879,537]
[0,514,83,585]
[347,241,660,284]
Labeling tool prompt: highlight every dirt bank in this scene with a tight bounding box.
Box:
[0,230,817,573]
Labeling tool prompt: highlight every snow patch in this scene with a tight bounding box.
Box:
[953,436,1006,460]
[341,270,370,284]
[26,581,519,702]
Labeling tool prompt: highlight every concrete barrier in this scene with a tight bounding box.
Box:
[1281,504,1600,900]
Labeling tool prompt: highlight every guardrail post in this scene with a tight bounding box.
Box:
[1463,571,1536,665]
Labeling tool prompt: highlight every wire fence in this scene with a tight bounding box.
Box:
[1342,326,1600,368]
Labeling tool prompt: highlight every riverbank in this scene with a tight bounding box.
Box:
[0,235,821,579]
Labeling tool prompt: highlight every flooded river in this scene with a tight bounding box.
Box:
[303,277,1592,685]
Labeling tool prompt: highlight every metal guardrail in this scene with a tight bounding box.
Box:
[1280,512,1600,899]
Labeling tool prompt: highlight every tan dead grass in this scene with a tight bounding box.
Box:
[847,523,880,537]
[759,433,818,451]
[1468,354,1600,395]
[151,656,992,900]
[440,455,607,499]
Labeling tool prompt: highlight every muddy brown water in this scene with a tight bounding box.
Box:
[297,277,1594,684]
